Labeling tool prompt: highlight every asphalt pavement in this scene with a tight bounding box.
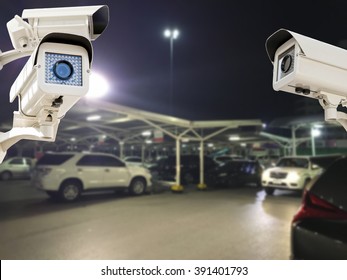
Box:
[0,180,301,259]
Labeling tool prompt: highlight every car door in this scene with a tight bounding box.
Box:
[75,155,107,189]
[23,158,33,178]
[98,155,131,187]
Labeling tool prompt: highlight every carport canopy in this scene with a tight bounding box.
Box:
[48,99,263,189]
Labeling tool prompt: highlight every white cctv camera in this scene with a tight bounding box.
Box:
[266,29,347,132]
[0,5,109,163]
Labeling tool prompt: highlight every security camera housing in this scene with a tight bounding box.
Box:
[266,29,347,132]
[10,38,90,118]
[266,29,347,101]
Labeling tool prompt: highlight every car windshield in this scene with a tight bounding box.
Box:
[276,158,309,168]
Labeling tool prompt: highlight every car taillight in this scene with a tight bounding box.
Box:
[293,190,347,223]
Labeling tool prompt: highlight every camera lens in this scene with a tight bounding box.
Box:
[281,54,293,73]
[53,60,73,80]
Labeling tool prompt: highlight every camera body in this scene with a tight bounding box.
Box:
[10,39,90,118]
[266,29,347,101]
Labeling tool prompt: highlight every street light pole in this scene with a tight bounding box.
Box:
[164,29,179,115]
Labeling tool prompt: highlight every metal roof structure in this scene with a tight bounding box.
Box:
[50,99,263,151]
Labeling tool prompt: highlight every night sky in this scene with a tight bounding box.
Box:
[1,0,347,123]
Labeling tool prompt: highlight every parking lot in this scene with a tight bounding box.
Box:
[0,180,301,260]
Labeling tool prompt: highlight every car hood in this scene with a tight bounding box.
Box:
[265,167,309,173]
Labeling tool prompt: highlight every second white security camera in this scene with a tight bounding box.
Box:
[266,29,347,131]
[265,29,347,100]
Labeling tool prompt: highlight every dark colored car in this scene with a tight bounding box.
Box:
[291,157,347,259]
[149,155,218,184]
[208,159,263,187]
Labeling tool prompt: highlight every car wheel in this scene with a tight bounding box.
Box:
[1,171,12,181]
[265,187,275,195]
[59,180,82,202]
[129,178,146,195]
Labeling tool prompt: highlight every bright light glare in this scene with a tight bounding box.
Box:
[164,29,171,38]
[164,29,179,39]
[229,135,240,141]
[86,115,101,121]
[86,72,110,98]
[288,172,300,182]
[172,29,179,39]
[311,128,321,137]
[142,130,152,137]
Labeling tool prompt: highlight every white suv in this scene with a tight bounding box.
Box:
[261,156,322,195]
[32,152,152,202]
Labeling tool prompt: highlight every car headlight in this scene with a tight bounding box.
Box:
[262,170,270,179]
[287,172,300,182]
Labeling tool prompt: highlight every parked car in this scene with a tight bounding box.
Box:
[291,156,347,259]
[32,152,152,202]
[208,159,263,187]
[257,155,281,168]
[149,155,218,184]
[0,157,35,180]
[261,156,322,195]
[123,156,143,166]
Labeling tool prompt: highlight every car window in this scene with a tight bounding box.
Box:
[310,158,347,209]
[37,154,74,165]
[277,158,308,168]
[99,156,125,167]
[9,158,23,165]
[126,157,142,163]
[77,155,125,167]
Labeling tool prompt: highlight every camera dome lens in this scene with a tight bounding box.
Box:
[53,60,73,80]
[281,54,293,73]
